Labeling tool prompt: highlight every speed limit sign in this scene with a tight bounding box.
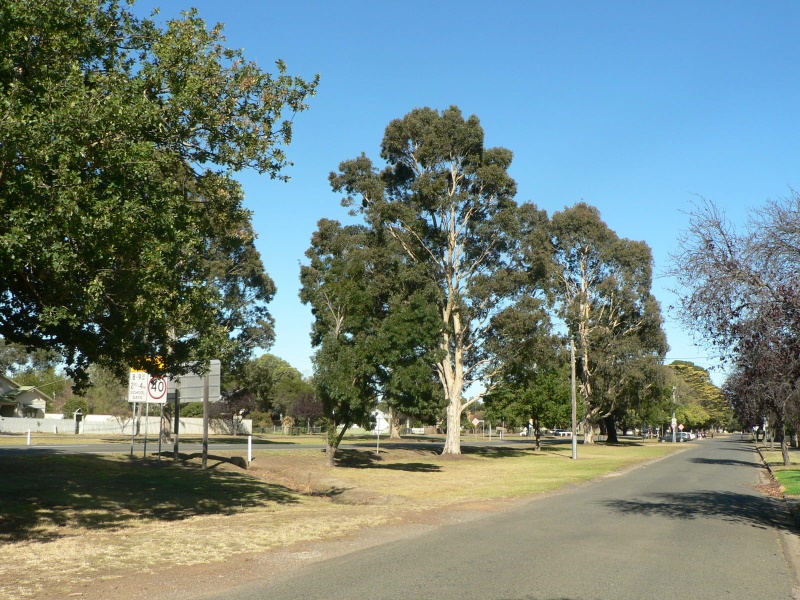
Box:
[147,376,168,404]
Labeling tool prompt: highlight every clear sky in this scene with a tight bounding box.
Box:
[134,0,800,386]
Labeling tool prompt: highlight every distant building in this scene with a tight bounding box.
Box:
[0,374,50,418]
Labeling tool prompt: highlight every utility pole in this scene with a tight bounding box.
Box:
[672,385,677,443]
[202,372,210,469]
[571,338,578,460]
[173,384,180,461]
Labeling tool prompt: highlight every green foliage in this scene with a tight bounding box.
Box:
[300,222,380,437]
[483,291,575,436]
[62,397,89,419]
[669,361,732,429]
[180,402,205,418]
[547,203,668,438]
[0,336,70,411]
[249,410,275,431]
[81,365,129,415]
[301,217,443,460]
[328,106,535,454]
[0,0,318,387]
[484,365,575,432]
[0,338,62,378]
[226,353,320,426]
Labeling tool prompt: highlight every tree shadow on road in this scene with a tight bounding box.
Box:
[605,490,793,532]
[689,457,761,468]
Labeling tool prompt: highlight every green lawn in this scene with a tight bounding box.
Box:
[773,469,800,496]
[756,445,800,496]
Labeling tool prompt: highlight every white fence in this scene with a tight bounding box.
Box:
[0,415,252,436]
[0,416,78,434]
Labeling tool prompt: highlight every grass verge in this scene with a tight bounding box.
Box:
[757,446,800,496]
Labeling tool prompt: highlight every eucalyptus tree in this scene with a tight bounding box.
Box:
[329,106,535,454]
[301,220,376,465]
[0,0,318,387]
[548,203,668,442]
[300,219,441,464]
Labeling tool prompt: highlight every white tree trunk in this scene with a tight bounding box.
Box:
[442,396,464,454]
[583,420,595,444]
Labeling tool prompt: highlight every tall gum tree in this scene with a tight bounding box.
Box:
[329,106,523,455]
[548,203,667,442]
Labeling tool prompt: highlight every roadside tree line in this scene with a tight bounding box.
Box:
[0,2,731,466]
[672,196,800,465]
[301,106,728,463]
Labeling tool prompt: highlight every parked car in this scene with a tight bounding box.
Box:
[660,432,694,442]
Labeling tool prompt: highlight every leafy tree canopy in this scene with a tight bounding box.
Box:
[668,360,731,428]
[0,0,318,388]
[547,202,668,442]
[230,353,314,418]
[328,106,540,455]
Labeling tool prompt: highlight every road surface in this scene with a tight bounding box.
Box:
[202,436,799,600]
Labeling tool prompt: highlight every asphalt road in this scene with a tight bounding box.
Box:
[201,436,799,600]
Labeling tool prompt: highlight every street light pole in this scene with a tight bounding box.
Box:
[571,338,578,460]
[672,385,677,444]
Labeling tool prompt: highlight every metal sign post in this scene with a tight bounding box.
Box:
[173,386,180,461]
[202,372,209,470]
[143,400,149,458]
[130,402,137,457]
[143,376,168,458]
[157,404,164,461]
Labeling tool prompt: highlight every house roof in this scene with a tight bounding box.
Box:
[0,387,24,404]
[0,375,52,408]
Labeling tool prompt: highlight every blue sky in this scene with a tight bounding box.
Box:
[134,1,800,385]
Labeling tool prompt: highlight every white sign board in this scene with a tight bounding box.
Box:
[128,371,148,404]
[147,376,168,404]
[129,370,169,404]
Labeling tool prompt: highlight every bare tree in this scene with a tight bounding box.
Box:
[671,195,800,462]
